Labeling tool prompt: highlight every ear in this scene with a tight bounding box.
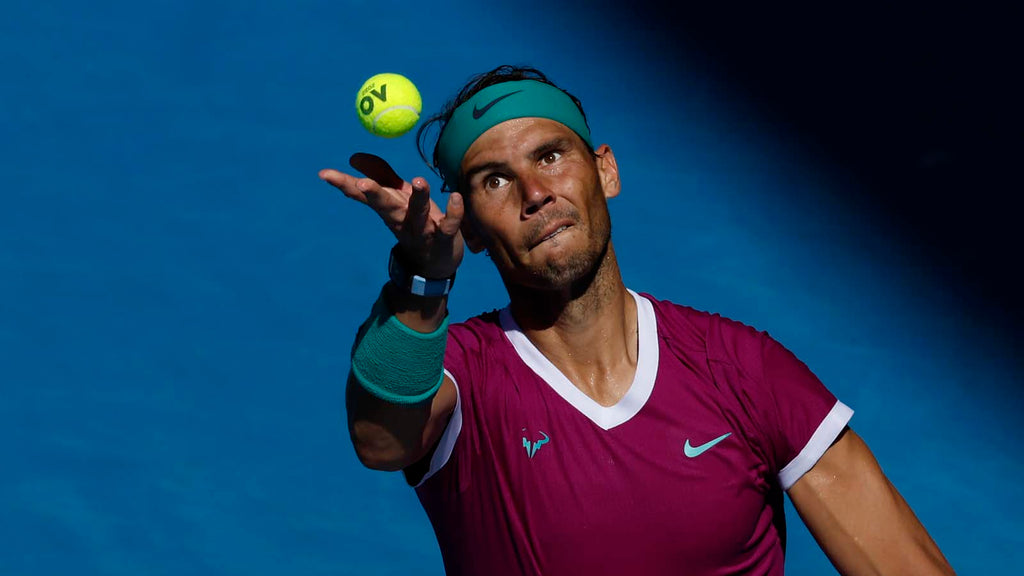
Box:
[460,214,486,254]
[594,144,620,199]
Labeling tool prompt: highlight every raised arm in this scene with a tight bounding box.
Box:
[787,427,956,576]
[320,153,464,471]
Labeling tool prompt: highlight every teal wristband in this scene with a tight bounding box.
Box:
[350,288,448,404]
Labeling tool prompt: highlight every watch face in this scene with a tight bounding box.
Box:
[388,248,410,287]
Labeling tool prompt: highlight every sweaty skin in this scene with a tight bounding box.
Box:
[321,109,956,576]
[457,117,634,407]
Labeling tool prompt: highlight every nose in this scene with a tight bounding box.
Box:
[519,173,555,218]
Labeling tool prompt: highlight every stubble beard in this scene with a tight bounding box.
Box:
[497,210,613,295]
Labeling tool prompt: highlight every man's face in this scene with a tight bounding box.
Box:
[458,117,620,290]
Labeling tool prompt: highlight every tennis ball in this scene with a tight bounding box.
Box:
[355,73,422,138]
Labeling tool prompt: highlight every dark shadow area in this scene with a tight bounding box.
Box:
[586,2,1022,357]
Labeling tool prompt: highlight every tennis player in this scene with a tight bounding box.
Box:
[320,65,955,575]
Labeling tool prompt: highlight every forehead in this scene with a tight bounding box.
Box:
[460,117,580,171]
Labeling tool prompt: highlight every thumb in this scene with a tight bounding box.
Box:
[438,192,464,237]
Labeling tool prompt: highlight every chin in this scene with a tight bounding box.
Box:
[495,223,613,292]
[522,238,610,292]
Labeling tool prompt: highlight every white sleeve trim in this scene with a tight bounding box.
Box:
[413,368,463,488]
[778,400,854,491]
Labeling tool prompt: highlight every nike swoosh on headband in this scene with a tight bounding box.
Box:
[472,90,523,119]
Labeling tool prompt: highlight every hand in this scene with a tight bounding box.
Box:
[320,153,465,279]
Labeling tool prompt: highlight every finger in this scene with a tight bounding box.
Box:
[322,167,410,230]
[349,153,405,190]
[355,177,411,228]
[403,178,433,239]
[319,168,369,204]
[437,192,464,237]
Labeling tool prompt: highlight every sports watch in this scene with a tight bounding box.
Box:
[387,244,456,297]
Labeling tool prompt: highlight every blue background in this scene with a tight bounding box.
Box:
[3,1,1021,574]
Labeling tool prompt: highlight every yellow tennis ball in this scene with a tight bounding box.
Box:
[355,73,422,138]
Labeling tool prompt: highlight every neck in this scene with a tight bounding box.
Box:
[505,244,638,406]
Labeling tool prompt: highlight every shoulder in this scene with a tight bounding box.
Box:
[444,309,507,376]
[638,291,761,350]
[639,291,762,356]
[638,292,710,340]
[448,309,504,343]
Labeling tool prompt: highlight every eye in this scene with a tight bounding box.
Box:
[541,151,562,165]
[484,174,510,191]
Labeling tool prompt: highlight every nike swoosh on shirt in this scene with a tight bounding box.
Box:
[472,90,523,119]
[684,432,732,458]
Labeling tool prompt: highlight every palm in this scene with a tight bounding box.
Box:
[320,153,464,279]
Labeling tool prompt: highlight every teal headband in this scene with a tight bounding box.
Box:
[435,80,593,192]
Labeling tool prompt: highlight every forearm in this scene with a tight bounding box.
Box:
[346,284,455,470]
[320,156,465,471]
[384,281,448,333]
[347,372,435,470]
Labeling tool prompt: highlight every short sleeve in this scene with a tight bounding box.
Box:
[759,333,854,489]
[411,314,496,488]
[708,316,853,490]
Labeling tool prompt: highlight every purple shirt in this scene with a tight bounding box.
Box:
[413,290,852,575]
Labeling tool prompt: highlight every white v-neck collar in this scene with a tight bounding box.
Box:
[499,289,659,430]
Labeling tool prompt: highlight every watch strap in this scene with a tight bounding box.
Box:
[388,245,456,297]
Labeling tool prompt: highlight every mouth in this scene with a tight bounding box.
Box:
[531,221,574,249]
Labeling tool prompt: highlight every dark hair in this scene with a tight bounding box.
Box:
[415,65,592,192]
